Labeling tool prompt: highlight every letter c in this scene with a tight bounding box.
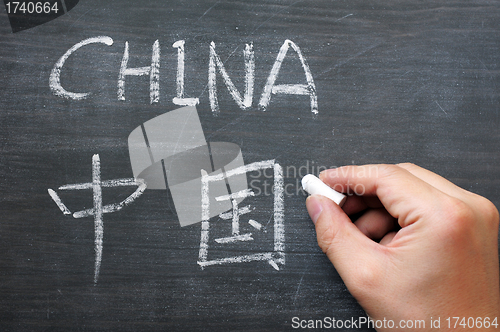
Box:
[49,36,113,100]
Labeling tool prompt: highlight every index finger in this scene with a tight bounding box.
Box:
[319,164,445,228]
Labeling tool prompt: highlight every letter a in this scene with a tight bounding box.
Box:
[258,40,318,115]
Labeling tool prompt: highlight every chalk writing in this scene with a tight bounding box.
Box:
[48,154,147,284]
[118,40,160,104]
[198,160,285,270]
[213,188,256,244]
[50,37,318,115]
[258,39,318,114]
[49,155,287,276]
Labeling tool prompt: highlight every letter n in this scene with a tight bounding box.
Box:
[208,42,255,114]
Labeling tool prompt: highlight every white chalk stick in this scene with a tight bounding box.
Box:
[301,174,346,207]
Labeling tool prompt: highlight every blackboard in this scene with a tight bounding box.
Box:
[1,1,499,331]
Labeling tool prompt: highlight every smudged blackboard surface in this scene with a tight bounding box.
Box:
[1,1,499,331]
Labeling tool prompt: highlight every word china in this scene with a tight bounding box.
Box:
[49,37,318,115]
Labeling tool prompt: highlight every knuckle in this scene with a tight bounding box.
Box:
[440,196,477,240]
[349,262,383,296]
[440,195,499,246]
[477,196,499,228]
[447,195,499,226]
[444,196,474,225]
[378,163,400,175]
[375,164,402,184]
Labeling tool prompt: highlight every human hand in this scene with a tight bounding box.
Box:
[305,164,500,331]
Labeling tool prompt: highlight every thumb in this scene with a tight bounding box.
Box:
[306,195,383,283]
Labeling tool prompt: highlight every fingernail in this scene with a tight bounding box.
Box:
[306,195,323,224]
